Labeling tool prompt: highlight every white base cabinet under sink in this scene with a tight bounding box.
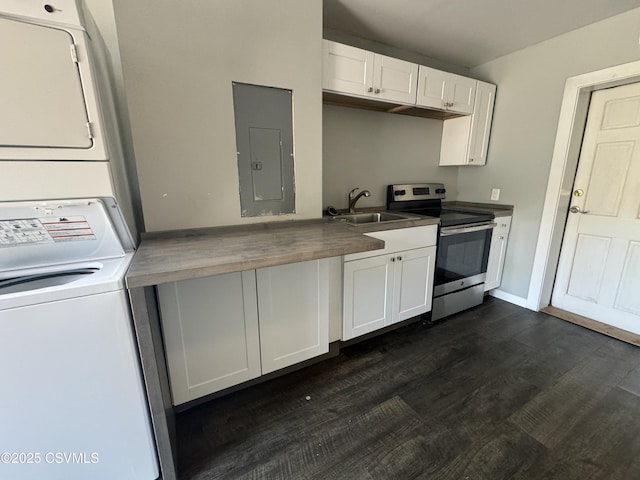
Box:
[158,259,329,405]
[343,225,437,340]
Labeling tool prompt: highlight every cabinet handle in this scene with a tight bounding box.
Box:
[397,256,402,261]
[367,87,374,93]
[499,235,504,240]
[391,257,395,262]
[375,88,381,94]
[469,158,474,163]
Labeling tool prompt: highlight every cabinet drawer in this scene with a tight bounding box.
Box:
[345,225,438,261]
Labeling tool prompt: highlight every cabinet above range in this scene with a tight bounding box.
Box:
[322,40,497,166]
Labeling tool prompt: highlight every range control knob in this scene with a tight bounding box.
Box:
[394,189,406,196]
[435,188,446,194]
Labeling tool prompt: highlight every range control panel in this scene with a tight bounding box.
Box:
[387,183,446,202]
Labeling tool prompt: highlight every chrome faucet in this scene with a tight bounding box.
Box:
[348,187,371,213]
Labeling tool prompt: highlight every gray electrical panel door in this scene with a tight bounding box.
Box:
[232,83,295,217]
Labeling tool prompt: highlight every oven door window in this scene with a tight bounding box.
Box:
[436,229,492,285]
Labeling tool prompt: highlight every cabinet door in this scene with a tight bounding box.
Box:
[157,272,261,405]
[447,74,476,115]
[440,81,496,166]
[416,65,448,110]
[468,81,496,165]
[323,40,374,97]
[343,255,394,340]
[392,246,436,323]
[485,216,511,291]
[257,259,329,374]
[372,54,418,104]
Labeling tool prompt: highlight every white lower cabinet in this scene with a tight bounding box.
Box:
[484,216,512,291]
[158,259,329,405]
[157,271,261,405]
[256,260,329,374]
[343,226,437,341]
[343,254,393,339]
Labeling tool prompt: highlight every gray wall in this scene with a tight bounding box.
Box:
[112,0,323,231]
[323,105,458,209]
[459,7,640,300]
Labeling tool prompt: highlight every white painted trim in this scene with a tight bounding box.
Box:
[527,60,640,311]
[489,289,528,308]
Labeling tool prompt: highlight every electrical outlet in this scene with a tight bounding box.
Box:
[491,188,500,201]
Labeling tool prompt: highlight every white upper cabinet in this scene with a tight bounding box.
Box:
[323,40,375,98]
[0,17,107,160]
[372,54,418,104]
[440,81,496,166]
[416,65,476,114]
[468,81,497,165]
[323,40,418,105]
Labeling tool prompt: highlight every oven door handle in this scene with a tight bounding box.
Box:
[440,222,497,236]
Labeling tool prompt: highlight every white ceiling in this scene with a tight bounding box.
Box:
[323,0,640,68]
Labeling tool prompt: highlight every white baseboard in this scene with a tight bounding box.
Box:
[488,289,529,308]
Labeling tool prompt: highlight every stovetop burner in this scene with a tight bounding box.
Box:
[386,183,494,227]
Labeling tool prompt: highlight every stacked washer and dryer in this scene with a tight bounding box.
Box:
[0,1,158,479]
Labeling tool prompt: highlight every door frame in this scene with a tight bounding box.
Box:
[527,60,640,311]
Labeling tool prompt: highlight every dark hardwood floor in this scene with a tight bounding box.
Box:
[176,297,640,479]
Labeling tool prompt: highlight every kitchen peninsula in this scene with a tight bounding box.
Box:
[125,215,438,480]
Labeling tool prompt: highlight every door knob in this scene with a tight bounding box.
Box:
[569,206,589,214]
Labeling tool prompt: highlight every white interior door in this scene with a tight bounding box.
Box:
[552,82,640,333]
[0,17,91,149]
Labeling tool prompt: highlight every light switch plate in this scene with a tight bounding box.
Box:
[491,188,500,201]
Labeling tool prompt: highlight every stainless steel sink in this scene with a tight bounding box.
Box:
[334,211,416,224]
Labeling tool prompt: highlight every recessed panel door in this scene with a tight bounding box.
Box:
[393,246,436,323]
[0,18,91,149]
[323,40,374,97]
[552,82,640,333]
[343,255,393,340]
[447,74,476,115]
[416,65,448,110]
[373,54,418,104]
[257,260,329,374]
[157,272,261,404]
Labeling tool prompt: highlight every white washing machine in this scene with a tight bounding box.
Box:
[0,198,158,480]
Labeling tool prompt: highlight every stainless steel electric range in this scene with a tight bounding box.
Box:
[387,183,496,320]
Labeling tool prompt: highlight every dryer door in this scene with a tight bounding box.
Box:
[0,17,92,150]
